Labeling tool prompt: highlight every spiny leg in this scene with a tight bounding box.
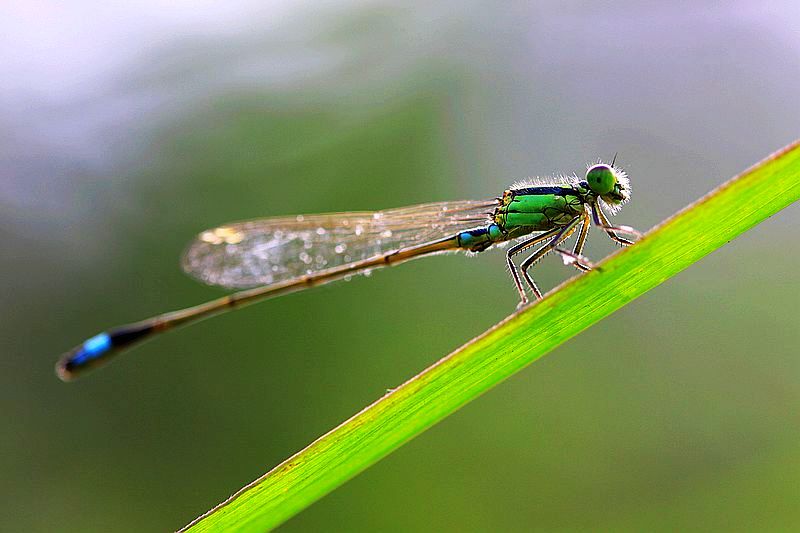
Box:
[520,227,577,298]
[553,247,591,270]
[591,203,637,246]
[556,212,592,272]
[519,217,582,299]
[506,227,563,305]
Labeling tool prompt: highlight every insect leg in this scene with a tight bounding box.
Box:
[556,212,592,271]
[519,217,582,299]
[591,203,638,246]
[506,227,562,305]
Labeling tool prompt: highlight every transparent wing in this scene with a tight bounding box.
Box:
[181,199,497,289]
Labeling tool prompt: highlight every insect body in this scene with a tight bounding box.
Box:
[457,164,634,301]
[57,162,637,380]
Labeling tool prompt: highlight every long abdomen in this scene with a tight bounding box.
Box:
[56,234,464,380]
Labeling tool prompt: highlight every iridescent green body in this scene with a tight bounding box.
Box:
[56,162,637,381]
[450,164,634,304]
[456,185,592,252]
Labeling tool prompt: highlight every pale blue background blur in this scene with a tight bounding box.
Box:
[2,2,799,531]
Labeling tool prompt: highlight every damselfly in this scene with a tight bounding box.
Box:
[56,162,638,380]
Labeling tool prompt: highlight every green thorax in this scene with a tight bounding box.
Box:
[455,183,593,253]
[494,184,590,237]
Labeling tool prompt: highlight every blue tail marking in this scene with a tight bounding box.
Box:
[70,333,112,366]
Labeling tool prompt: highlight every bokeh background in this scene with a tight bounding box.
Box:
[2,1,799,531]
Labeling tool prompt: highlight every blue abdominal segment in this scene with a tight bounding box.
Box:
[457,224,503,252]
[70,333,112,366]
[57,321,159,380]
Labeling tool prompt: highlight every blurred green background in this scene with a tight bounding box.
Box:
[2,2,799,531]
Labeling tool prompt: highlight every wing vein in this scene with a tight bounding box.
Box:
[181,199,497,289]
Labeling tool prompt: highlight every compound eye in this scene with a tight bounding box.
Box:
[586,164,616,195]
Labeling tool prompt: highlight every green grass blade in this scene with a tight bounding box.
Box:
[183,141,800,532]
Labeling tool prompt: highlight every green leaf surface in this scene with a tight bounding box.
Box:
[183,141,800,532]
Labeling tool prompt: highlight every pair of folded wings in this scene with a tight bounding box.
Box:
[181,199,497,289]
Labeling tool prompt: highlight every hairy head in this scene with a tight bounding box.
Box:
[585,163,630,214]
